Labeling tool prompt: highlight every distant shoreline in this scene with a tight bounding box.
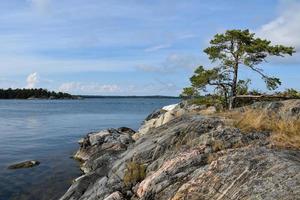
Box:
[0,95,180,100]
[0,96,79,100]
[0,88,180,99]
[78,95,180,99]
[0,88,75,100]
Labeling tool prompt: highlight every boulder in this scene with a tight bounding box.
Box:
[8,160,40,169]
[250,99,300,119]
[103,191,124,200]
[162,103,178,111]
[171,147,300,200]
[73,127,134,173]
[133,102,211,140]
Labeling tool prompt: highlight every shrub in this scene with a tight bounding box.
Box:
[180,87,200,99]
[211,140,225,151]
[189,95,224,109]
[206,153,218,164]
[281,88,300,98]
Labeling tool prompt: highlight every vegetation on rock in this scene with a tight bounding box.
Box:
[223,104,300,149]
[123,161,146,187]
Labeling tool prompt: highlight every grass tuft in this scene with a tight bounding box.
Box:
[123,161,146,186]
[211,140,225,151]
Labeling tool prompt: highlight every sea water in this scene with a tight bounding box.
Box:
[0,98,179,200]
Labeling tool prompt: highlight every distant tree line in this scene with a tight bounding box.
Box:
[0,88,75,99]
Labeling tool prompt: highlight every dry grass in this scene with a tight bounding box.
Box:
[223,109,300,149]
[206,153,218,164]
[123,161,146,186]
[211,139,225,151]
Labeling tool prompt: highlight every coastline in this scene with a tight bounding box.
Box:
[60,100,300,200]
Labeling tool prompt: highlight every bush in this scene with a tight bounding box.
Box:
[189,95,224,109]
[180,87,200,99]
[280,88,300,98]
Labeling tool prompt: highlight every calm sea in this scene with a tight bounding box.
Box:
[0,98,179,200]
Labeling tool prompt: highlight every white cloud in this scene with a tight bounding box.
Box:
[144,44,171,52]
[26,72,39,88]
[57,81,180,96]
[178,33,197,40]
[125,81,180,96]
[0,55,140,76]
[28,0,51,14]
[58,82,120,94]
[257,1,300,49]
[144,33,197,53]
[137,54,200,73]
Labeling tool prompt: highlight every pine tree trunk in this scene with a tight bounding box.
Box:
[229,64,238,110]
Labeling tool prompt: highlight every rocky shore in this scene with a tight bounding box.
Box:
[60,100,300,200]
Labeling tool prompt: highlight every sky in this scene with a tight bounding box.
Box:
[0,0,299,96]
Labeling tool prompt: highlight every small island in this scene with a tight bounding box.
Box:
[0,88,78,99]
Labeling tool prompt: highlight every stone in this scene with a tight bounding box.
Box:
[162,103,178,111]
[171,147,300,200]
[144,109,166,121]
[117,127,136,135]
[103,191,124,200]
[133,102,210,140]
[251,99,300,119]
[8,160,40,169]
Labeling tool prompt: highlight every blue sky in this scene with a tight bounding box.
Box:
[0,0,299,95]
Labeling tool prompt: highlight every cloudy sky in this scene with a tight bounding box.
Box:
[0,0,299,95]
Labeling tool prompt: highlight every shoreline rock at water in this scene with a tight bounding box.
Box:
[60,100,300,200]
[8,160,40,170]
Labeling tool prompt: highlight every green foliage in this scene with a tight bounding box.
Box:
[189,95,224,108]
[190,66,230,91]
[180,87,200,99]
[0,88,74,99]
[248,89,263,95]
[204,29,294,64]
[123,162,146,187]
[190,66,218,89]
[237,79,251,95]
[263,77,281,90]
[277,88,300,98]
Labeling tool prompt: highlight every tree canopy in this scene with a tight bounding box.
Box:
[183,29,295,109]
